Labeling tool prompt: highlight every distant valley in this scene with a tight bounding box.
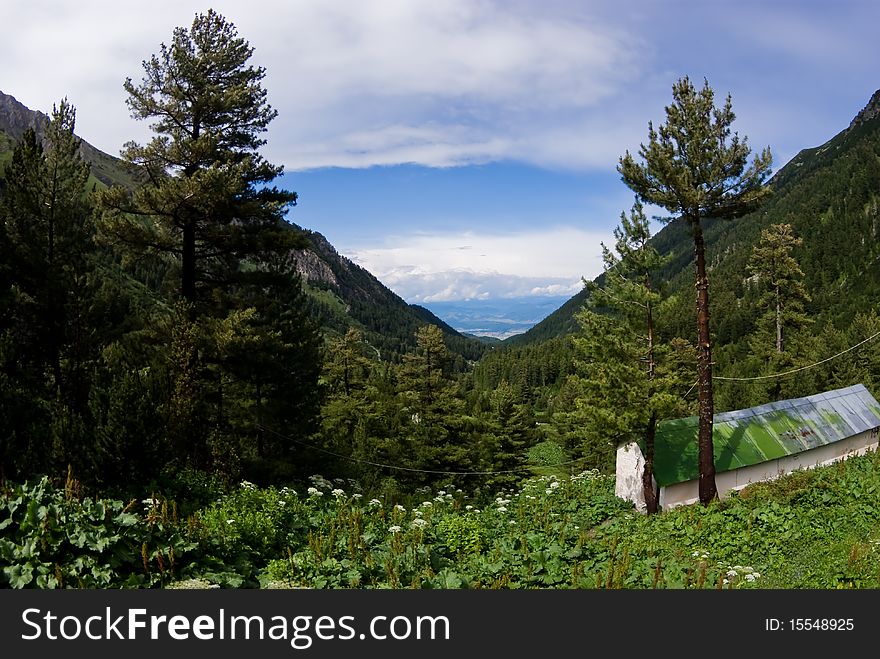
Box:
[419,296,572,339]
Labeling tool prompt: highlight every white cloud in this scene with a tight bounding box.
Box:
[0,0,642,170]
[347,226,610,302]
[2,0,876,175]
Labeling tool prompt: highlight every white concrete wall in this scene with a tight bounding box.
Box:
[658,428,880,510]
[615,441,647,512]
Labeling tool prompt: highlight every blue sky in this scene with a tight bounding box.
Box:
[2,0,879,304]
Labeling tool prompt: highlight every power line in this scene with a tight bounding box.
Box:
[259,330,880,477]
[257,423,607,477]
[715,329,880,382]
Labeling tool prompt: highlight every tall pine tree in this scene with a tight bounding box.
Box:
[97,10,322,479]
[618,77,772,504]
[100,8,307,312]
[0,100,100,479]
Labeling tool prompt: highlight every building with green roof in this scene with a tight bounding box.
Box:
[615,384,880,511]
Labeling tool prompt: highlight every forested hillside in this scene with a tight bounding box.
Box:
[293,226,487,366]
[0,90,143,190]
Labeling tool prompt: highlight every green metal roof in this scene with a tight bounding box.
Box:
[650,384,880,487]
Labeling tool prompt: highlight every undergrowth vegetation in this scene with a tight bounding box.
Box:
[5,450,880,589]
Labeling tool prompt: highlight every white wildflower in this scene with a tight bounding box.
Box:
[240,480,256,490]
[549,481,560,489]
[331,488,345,497]
[226,519,234,525]
[352,494,362,500]
[307,487,319,496]
[465,505,474,511]
[497,506,508,513]
[411,518,428,529]
[388,525,402,533]
[438,490,446,497]
[421,501,433,508]
[369,498,381,507]
[394,504,406,512]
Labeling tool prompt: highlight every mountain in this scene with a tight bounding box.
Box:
[0,91,487,365]
[0,90,142,190]
[510,88,880,347]
[292,227,488,364]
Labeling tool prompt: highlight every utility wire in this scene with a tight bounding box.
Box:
[715,329,880,382]
[679,329,880,396]
[257,422,622,477]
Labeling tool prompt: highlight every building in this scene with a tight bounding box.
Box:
[615,384,880,511]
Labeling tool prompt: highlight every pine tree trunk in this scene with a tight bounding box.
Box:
[182,221,196,305]
[775,285,783,353]
[692,218,717,504]
[643,410,659,514]
[256,380,264,458]
[643,294,659,514]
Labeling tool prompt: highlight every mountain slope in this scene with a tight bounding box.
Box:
[293,227,487,364]
[0,90,142,190]
[510,88,880,347]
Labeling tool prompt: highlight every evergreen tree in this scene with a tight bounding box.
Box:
[321,329,375,450]
[95,11,323,481]
[397,325,472,489]
[0,101,100,479]
[618,77,772,504]
[747,223,810,351]
[100,9,307,312]
[483,379,538,490]
[570,201,693,512]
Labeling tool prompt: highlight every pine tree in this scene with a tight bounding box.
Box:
[571,201,693,512]
[397,325,471,489]
[321,329,374,452]
[100,9,307,312]
[96,11,323,482]
[747,223,810,354]
[0,101,100,478]
[618,77,772,504]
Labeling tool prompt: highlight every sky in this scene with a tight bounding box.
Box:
[2,0,879,305]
